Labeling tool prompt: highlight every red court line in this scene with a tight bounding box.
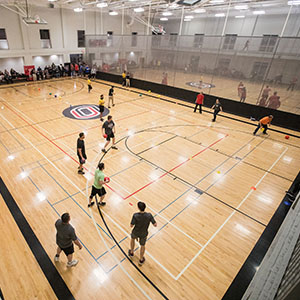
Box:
[123,134,228,200]
[52,109,149,141]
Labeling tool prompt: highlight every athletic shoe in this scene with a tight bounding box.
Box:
[100,118,104,122]
[78,170,85,175]
[108,106,111,108]
[98,202,106,206]
[102,149,107,153]
[128,250,134,257]
[111,146,118,150]
[54,255,59,262]
[67,259,79,268]
[138,258,145,266]
[112,104,115,107]
[88,201,95,208]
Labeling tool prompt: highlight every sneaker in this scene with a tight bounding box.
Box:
[112,104,115,107]
[111,146,118,150]
[102,149,107,153]
[98,202,106,206]
[128,250,134,257]
[54,255,59,262]
[138,258,145,266]
[100,118,104,122]
[88,201,95,207]
[67,259,79,268]
[78,170,85,175]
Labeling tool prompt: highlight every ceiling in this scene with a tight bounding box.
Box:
[0,0,298,18]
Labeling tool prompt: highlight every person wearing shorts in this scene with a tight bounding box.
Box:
[211,99,222,122]
[108,86,115,108]
[54,213,82,267]
[102,115,118,153]
[77,132,86,175]
[87,79,92,93]
[194,92,204,114]
[99,94,105,122]
[128,202,157,266]
[253,115,273,135]
[88,162,108,207]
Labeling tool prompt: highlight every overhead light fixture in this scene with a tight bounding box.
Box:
[48,0,57,2]
[253,10,265,15]
[160,17,168,21]
[288,0,300,5]
[74,8,83,12]
[185,15,194,19]
[215,13,225,17]
[210,0,224,3]
[162,11,173,16]
[194,8,206,13]
[184,18,191,22]
[235,15,245,18]
[97,2,108,8]
[134,7,144,12]
[234,5,248,10]
[109,11,118,15]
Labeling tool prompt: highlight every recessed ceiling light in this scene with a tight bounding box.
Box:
[234,5,248,10]
[162,11,173,16]
[185,15,194,19]
[210,0,224,3]
[109,11,118,16]
[184,18,191,22]
[160,17,168,21]
[134,7,144,12]
[215,13,225,17]
[48,0,57,2]
[194,8,206,13]
[97,2,108,8]
[74,8,83,12]
[288,0,300,5]
[253,10,265,15]
[235,15,245,18]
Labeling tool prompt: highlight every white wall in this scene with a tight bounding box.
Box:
[0,57,24,73]
[32,55,64,68]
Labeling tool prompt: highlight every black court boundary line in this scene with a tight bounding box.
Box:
[222,171,300,300]
[0,177,75,300]
[124,128,267,227]
[90,77,300,139]
[95,196,169,300]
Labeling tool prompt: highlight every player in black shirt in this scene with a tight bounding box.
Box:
[211,99,223,122]
[77,132,86,174]
[101,115,118,153]
[108,86,114,108]
[128,202,157,266]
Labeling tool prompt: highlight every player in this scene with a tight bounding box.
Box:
[121,71,126,86]
[240,86,246,103]
[77,132,86,175]
[211,99,222,122]
[108,86,115,108]
[194,92,204,114]
[87,78,92,93]
[237,82,244,98]
[267,92,281,110]
[99,94,105,122]
[253,115,273,135]
[88,162,109,207]
[128,202,157,266]
[102,115,118,153]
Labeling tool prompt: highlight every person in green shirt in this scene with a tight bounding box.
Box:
[88,162,109,207]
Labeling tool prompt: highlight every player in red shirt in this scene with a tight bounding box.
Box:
[267,92,281,110]
[194,92,204,114]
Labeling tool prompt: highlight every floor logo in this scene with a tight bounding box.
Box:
[186,81,215,89]
[62,104,109,120]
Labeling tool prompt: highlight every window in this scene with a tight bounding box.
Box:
[251,62,268,80]
[169,33,178,47]
[152,32,162,47]
[107,31,113,47]
[259,35,278,52]
[0,28,9,50]
[39,29,51,48]
[77,30,85,47]
[193,34,204,48]
[131,32,137,47]
[222,34,237,50]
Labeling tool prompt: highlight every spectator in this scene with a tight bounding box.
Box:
[267,92,281,110]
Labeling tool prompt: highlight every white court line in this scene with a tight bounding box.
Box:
[0,111,154,299]
[174,146,288,280]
